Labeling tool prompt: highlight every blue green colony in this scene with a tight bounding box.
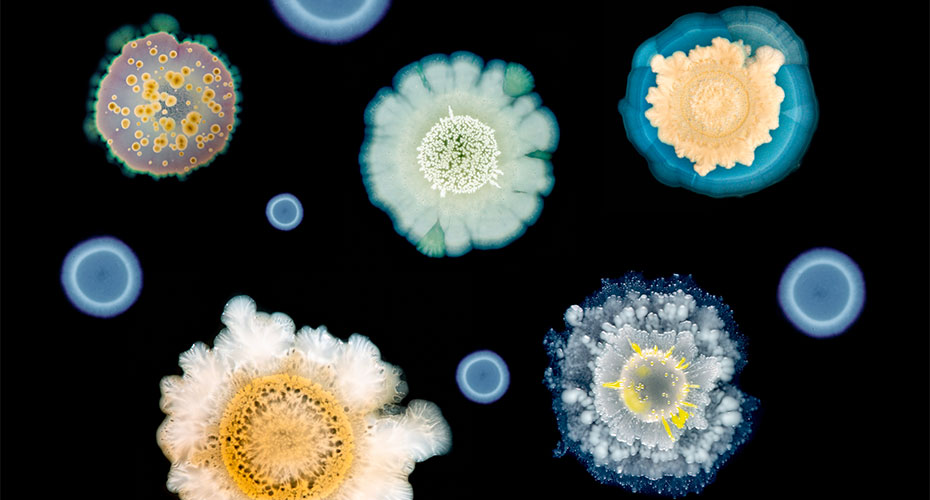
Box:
[360,52,558,257]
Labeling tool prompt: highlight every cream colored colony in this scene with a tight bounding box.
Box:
[645,37,785,176]
[95,32,237,176]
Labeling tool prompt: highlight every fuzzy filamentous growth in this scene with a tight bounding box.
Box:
[360,51,559,257]
[157,296,451,500]
[544,274,758,497]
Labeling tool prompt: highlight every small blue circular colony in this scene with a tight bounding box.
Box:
[778,248,865,338]
[270,0,391,44]
[266,193,303,231]
[456,350,510,404]
[61,236,142,318]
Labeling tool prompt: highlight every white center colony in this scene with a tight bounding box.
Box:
[416,106,502,197]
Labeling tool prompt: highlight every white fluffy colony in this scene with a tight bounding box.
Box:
[158,296,451,500]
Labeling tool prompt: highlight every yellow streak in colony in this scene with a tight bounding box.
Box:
[602,341,695,441]
[219,374,354,500]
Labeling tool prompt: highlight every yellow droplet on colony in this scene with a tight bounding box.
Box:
[669,407,689,429]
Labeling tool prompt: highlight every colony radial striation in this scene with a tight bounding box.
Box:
[157,296,451,500]
[360,52,559,257]
[87,15,239,178]
[544,274,758,497]
[619,7,817,197]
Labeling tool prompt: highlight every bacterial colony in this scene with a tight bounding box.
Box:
[62,3,867,499]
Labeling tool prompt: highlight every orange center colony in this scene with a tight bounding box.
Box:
[95,32,237,177]
[602,343,698,441]
[219,374,354,500]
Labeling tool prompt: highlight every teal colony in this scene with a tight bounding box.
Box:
[61,236,142,318]
[266,193,304,231]
[360,52,559,257]
[271,0,391,44]
[778,248,865,337]
[456,350,510,404]
[619,7,817,197]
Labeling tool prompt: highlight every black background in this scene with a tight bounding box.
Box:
[2,1,927,499]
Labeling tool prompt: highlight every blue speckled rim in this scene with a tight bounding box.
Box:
[543,273,758,496]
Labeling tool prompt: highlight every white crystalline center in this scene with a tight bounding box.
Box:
[417,106,502,197]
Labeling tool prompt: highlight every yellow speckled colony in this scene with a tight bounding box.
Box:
[95,32,236,177]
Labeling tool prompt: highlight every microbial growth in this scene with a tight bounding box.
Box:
[61,236,142,317]
[265,193,303,231]
[88,15,239,178]
[619,7,817,197]
[544,274,758,497]
[646,37,785,176]
[360,52,559,257]
[778,247,864,337]
[157,296,451,500]
[271,0,391,44]
[456,350,510,404]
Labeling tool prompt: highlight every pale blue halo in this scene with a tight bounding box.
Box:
[271,0,391,44]
[456,350,510,404]
[778,248,865,337]
[266,193,303,231]
[61,236,142,318]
